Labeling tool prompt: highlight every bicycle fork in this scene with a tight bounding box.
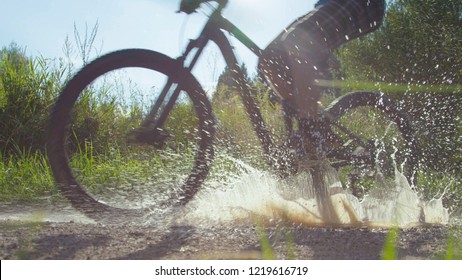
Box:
[127,35,210,148]
[127,78,180,149]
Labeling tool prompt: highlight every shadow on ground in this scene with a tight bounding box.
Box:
[0,220,450,259]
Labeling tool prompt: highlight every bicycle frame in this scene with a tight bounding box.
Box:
[145,2,387,171]
[148,3,276,165]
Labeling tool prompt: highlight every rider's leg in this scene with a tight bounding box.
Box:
[311,0,386,49]
[259,0,386,160]
[259,0,385,120]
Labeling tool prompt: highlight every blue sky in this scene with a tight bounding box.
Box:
[1,0,317,89]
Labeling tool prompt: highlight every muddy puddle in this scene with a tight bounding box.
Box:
[179,162,449,228]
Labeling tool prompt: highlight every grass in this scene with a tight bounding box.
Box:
[381,227,399,260]
[0,150,56,201]
[441,227,462,260]
[0,144,190,203]
[256,224,276,260]
[255,217,297,260]
[378,226,462,260]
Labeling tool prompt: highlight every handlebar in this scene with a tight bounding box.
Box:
[178,0,228,14]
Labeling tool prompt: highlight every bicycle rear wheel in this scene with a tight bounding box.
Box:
[324,91,418,197]
[47,49,215,222]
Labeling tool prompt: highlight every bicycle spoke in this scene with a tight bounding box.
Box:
[323,91,417,197]
[47,50,215,221]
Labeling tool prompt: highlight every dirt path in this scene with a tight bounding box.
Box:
[0,217,450,260]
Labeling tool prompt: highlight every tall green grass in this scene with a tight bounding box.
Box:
[0,44,61,155]
[0,142,195,205]
[0,149,55,201]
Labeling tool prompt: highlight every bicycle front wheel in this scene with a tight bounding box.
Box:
[47,49,215,222]
[324,91,418,197]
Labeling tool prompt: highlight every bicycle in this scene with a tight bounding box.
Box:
[47,0,418,222]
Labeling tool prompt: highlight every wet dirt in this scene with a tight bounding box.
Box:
[0,216,450,260]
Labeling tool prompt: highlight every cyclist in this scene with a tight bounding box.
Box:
[259,0,386,120]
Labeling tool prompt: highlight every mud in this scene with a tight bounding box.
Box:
[0,218,450,260]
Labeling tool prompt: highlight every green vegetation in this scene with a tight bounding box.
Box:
[381,227,399,260]
[0,149,55,201]
[1,0,462,259]
[2,0,460,205]
[378,226,462,260]
[444,227,462,259]
[0,41,142,201]
[0,43,61,155]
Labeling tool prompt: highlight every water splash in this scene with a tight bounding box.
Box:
[0,150,449,228]
[180,159,449,228]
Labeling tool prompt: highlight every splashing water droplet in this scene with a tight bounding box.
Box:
[180,159,449,228]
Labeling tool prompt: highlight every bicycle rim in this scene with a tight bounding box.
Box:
[47,49,215,222]
[325,91,418,197]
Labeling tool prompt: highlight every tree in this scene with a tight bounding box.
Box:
[213,63,252,102]
[338,0,462,85]
[336,0,462,172]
